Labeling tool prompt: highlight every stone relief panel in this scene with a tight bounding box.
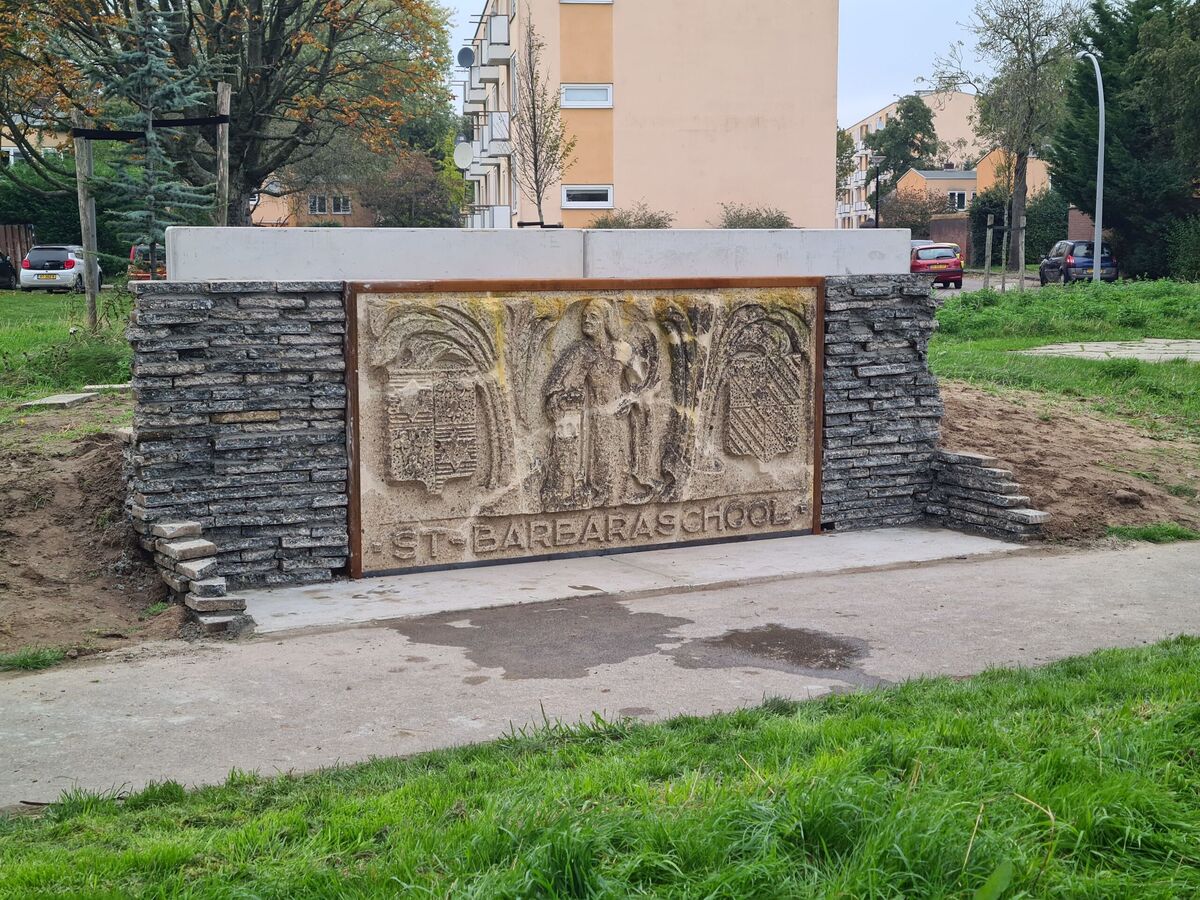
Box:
[354,284,821,574]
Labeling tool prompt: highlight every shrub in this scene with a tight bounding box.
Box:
[713,203,792,229]
[1025,189,1070,263]
[589,202,674,229]
[968,186,1009,267]
[1168,216,1200,282]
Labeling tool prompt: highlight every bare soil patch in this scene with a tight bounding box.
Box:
[941,382,1200,542]
[0,395,180,655]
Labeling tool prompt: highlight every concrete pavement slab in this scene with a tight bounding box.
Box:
[1020,339,1200,363]
[2,541,1199,807]
[17,392,98,409]
[239,528,1022,635]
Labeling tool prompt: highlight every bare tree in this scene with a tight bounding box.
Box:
[932,0,1083,270]
[510,15,575,225]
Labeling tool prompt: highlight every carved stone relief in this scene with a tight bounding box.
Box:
[355,285,820,574]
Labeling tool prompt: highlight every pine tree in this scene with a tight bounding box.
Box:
[95,7,213,274]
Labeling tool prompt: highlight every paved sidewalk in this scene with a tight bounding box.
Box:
[240,528,1020,634]
[3,541,1198,807]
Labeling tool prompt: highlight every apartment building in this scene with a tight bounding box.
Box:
[837,90,982,229]
[459,0,839,229]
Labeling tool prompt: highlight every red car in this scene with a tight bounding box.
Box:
[911,243,963,289]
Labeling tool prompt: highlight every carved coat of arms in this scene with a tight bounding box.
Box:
[386,368,478,493]
[724,354,805,463]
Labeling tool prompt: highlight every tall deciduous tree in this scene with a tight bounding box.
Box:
[865,95,942,202]
[510,14,575,225]
[933,0,1084,271]
[360,149,460,228]
[836,127,856,193]
[0,0,450,223]
[1049,0,1200,276]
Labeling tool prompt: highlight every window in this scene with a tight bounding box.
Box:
[308,194,328,215]
[560,84,613,109]
[947,191,968,211]
[332,195,353,215]
[562,184,613,209]
[916,247,958,261]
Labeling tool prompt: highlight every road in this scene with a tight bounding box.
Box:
[2,540,1198,808]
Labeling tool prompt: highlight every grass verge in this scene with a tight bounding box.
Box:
[0,289,132,408]
[931,281,1200,438]
[1107,522,1200,544]
[0,647,66,672]
[2,639,1199,896]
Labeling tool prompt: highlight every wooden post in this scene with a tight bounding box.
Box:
[71,111,100,332]
[983,214,994,292]
[1017,215,1028,293]
[214,82,232,227]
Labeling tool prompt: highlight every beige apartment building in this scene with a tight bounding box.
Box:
[460,0,839,229]
[837,90,982,229]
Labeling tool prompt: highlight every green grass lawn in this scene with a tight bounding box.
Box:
[931,280,1200,438]
[0,289,132,407]
[2,639,1199,897]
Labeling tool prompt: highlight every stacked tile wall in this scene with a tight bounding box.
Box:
[127,281,350,622]
[820,276,943,531]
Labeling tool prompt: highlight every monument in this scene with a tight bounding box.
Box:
[348,279,824,575]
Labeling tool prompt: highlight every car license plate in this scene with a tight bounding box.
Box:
[1083,268,1093,275]
[36,273,56,280]
[932,264,949,270]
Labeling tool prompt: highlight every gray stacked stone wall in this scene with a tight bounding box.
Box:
[821,276,943,531]
[928,450,1048,540]
[127,281,350,613]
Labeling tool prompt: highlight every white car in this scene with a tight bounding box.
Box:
[19,245,104,293]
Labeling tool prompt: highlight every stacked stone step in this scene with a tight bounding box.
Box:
[135,519,245,623]
[928,450,1049,540]
[821,276,944,532]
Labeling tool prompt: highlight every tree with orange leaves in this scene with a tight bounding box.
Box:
[0,0,451,224]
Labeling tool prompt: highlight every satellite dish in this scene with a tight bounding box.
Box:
[457,46,476,68]
[453,141,474,170]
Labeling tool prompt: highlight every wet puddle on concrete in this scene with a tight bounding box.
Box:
[671,624,887,688]
[391,598,882,686]
[390,596,692,680]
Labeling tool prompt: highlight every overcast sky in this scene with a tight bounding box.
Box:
[443,0,983,124]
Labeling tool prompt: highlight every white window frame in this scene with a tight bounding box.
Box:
[947,191,968,211]
[562,184,614,209]
[308,194,328,215]
[332,195,353,215]
[560,84,613,109]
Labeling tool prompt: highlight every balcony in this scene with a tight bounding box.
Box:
[487,111,511,157]
[483,16,511,64]
[477,63,501,84]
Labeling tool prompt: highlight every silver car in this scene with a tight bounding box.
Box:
[19,245,104,293]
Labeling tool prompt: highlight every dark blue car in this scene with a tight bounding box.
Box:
[1039,240,1118,285]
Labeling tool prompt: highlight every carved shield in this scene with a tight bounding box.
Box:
[386,369,478,492]
[724,355,804,462]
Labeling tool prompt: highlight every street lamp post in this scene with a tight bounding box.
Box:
[869,154,886,229]
[1077,50,1105,284]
